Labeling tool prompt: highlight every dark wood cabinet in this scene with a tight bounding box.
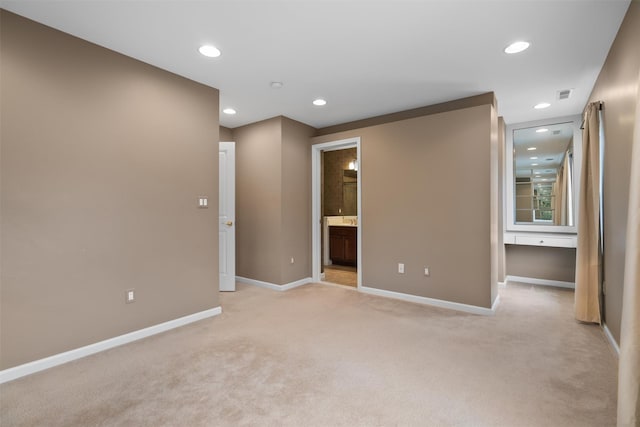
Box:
[329,226,357,266]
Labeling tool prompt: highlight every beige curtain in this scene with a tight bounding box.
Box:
[554,167,563,225]
[617,70,640,426]
[554,154,570,226]
[561,152,571,225]
[575,102,602,324]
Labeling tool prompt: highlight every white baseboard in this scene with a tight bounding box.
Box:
[359,286,498,316]
[506,275,575,289]
[498,281,507,288]
[492,294,501,312]
[602,323,620,357]
[236,276,312,291]
[0,307,222,384]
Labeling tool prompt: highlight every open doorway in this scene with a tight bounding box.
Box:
[312,138,361,288]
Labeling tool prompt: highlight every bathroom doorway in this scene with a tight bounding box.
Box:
[311,138,361,288]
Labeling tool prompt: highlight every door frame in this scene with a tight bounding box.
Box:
[311,137,362,288]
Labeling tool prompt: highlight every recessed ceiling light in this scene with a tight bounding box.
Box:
[222,108,236,115]
[270,81,284,89]
[531,163,539,166]
[536,128,549,133]
[504,41,530,54]
[534,102,551,109]
[527,147,537,151]
[535,175,541,177]
[530,157,538,160]
[198,45,221,58]
[313,98,327,106]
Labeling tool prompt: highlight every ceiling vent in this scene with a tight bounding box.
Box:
[553,130,561,135]
[557,89,572,100]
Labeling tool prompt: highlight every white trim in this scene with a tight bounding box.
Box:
[0,307,222,384]
[498,281,507,288]
[236,276,311,291]
[492,294,501,312]
[359,286,498,316]
[311,137,362,290]
[602,323,620,357]
[505,275,575,289]
[356,142,362,290]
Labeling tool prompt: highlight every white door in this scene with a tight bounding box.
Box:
[219,142,236,291]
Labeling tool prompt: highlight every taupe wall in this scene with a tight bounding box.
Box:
[233,118,283,284]
[0,11,220,369]
[587,1,640,344]
[490,106,499,304]
[497,117,506,283]
[281,118,316,284]
[232,116,315,285]
[505,246,577,283]
[313,101,498,308]
[220,126,233,141]
[323,148,357,216]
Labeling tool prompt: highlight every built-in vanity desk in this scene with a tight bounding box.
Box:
[502,115,582,285]
[329,225,357,266]
[504,232,577,248]
[504,115,582,249]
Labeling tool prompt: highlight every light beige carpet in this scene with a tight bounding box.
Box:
[1,282,617,426]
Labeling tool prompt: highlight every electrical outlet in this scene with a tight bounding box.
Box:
[398,263,405,274]
[424,267,430,277]
[126,289,135,303]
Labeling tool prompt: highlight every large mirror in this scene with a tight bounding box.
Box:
[506,115,581,233]
[322,147,358,216]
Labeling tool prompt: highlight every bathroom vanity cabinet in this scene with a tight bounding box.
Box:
[329,226,357,266]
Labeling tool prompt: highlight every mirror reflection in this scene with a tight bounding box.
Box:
[342,169,357,216]
[513,122,574,226]
[322,147,357,216]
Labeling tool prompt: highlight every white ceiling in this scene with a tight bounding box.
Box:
[1,0,631,129]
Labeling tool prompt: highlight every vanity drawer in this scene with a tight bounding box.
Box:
[514,235,576,248]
